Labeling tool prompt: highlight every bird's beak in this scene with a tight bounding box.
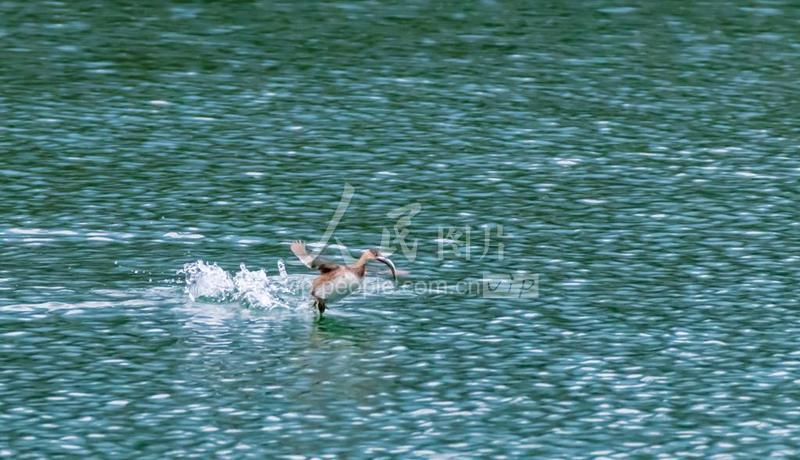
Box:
[375,256,397,283]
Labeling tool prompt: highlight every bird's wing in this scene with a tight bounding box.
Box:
[290,240,339,273]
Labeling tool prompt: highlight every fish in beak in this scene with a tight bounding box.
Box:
[375,256,397,282]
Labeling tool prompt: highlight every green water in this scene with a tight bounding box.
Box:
[2,1,800,458]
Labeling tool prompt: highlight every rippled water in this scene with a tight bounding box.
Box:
[2,1,800,457]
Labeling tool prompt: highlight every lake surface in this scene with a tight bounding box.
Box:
[2,0,800,458]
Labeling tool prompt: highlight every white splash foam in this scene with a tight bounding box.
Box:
[232,263,278,307]
[179,260,312,310]
[277,259,288,278]
[180,260,235,301]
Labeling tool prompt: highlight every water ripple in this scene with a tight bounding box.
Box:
[2,0,800,457]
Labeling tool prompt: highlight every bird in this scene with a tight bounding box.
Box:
[290,240,398,315]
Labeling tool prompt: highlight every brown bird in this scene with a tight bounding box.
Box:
[290,240,398,315]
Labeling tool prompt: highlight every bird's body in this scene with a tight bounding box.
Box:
[311,267,362,306]
[291,241,397,315]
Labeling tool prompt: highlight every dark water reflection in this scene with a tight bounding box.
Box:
[2,0,800,457]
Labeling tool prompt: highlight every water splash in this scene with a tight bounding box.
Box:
[277,258,288,278]
[232,263,278,307]
[180,260,234,301]
[178,260,311,310]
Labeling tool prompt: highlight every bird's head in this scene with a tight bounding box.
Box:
[364,248,398,282]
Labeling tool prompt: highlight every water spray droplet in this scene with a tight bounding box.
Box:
[277,258,287,278]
